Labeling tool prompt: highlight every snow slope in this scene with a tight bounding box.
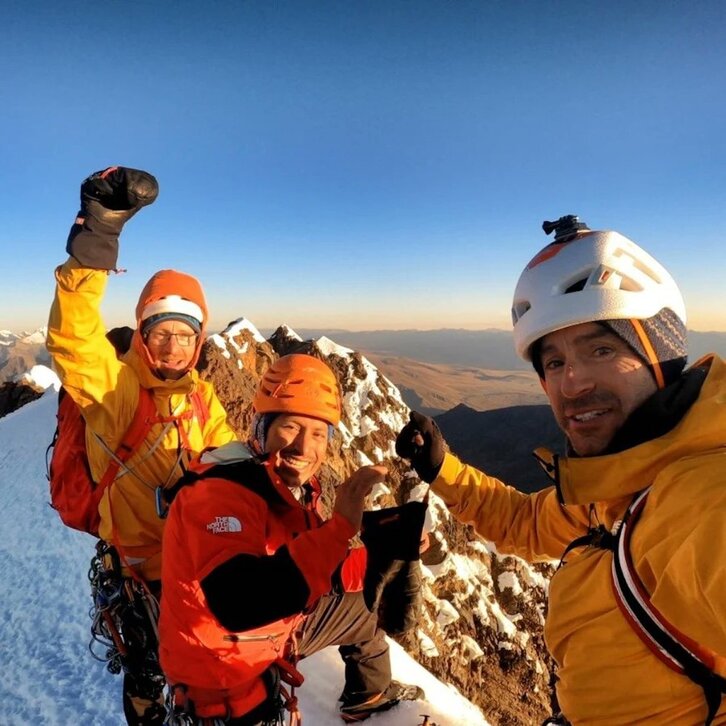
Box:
[0,393,488,726]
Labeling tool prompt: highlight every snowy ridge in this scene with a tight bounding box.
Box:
[208,318,271,364]
[312,336,409,461]
[0,326,48,346]
[20,364,60,392]
[222,317,266,343]
[0,325,51,385]
[277,323,302,342]
[0,330,18,346]
[20,326,48,345]
[412,486,550,688]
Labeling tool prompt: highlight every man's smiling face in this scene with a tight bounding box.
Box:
[539,322,657,456]
[143,319,198,380]
[264,414,329,487]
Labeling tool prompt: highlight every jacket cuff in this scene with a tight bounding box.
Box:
[340,546,367,592]
[433,452,463,487]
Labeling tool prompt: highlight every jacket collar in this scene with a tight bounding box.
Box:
[122,344,199,394]
[536,356,725,506]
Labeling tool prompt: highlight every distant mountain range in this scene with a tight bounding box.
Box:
[7,327,726,384]
[0,327,50,384]
[365,353,545,416]
[274,328,726,370]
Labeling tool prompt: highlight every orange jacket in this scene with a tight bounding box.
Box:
[47,259,236,579]
[431,357,726,725]
[159,445,358,719]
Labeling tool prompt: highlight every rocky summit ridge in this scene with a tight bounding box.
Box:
[201,319,555,725]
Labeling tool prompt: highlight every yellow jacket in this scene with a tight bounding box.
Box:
[432,356,726,725]
[47,259,236,580]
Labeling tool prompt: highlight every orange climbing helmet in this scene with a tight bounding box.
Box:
[253,354,342,426]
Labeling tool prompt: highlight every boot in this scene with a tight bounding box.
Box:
[339,680,425,722]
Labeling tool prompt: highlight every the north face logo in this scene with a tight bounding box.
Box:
[206,516,243,534]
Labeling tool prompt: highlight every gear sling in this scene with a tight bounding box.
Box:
[611,489,726,725]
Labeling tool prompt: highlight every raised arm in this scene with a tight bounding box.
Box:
[46,167,158,424]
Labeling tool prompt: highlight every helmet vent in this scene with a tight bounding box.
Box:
[511,301,531,324]
[614,274,642,292]
[564,278,587,294]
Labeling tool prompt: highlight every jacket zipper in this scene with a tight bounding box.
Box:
[222,632,284,643]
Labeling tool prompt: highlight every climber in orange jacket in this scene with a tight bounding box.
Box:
[160,354,424,724]
[47,167,236,726]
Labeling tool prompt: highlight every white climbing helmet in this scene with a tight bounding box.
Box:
[511,217,687,362]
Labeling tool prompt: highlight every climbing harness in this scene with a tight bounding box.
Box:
[165,660,302,725]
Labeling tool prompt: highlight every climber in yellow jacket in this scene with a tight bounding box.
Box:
[396,216,726,725]
[47,167,236,726]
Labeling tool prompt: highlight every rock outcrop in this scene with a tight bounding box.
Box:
[198,320,555,725]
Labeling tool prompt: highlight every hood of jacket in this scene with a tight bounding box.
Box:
[537,355,726,506]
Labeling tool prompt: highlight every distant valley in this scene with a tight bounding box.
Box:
[365,354,545,416]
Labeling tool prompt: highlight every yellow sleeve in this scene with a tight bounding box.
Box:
[47,257,136,431]
[431,452,590,561]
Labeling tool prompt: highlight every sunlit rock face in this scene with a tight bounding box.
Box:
[198,320,555,725]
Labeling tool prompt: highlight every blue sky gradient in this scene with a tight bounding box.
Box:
[2,1,725,332]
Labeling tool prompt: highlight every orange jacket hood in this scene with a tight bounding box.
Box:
[133,269,209,372]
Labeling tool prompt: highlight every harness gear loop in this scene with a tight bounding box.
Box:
[88,541,164,699]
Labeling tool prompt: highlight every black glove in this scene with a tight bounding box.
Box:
[361,501,427,635]
[361,501,427,562]
[66,166,159,269]
[395,411,446,483]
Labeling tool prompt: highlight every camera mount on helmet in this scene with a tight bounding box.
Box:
[542,215,590,244]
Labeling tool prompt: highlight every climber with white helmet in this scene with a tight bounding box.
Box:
[396,216,726,725]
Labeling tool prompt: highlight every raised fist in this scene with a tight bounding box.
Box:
[395,411,446,483]
[80,166,158,212]
[66,166,158,270]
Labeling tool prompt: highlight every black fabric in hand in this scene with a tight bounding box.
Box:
[395,411,446,483]
[361,501,427,636]
[66,167,159,269]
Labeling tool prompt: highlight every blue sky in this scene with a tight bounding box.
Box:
[2,1,725,332]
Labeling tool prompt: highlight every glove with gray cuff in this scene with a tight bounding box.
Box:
[66,166,158,269]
